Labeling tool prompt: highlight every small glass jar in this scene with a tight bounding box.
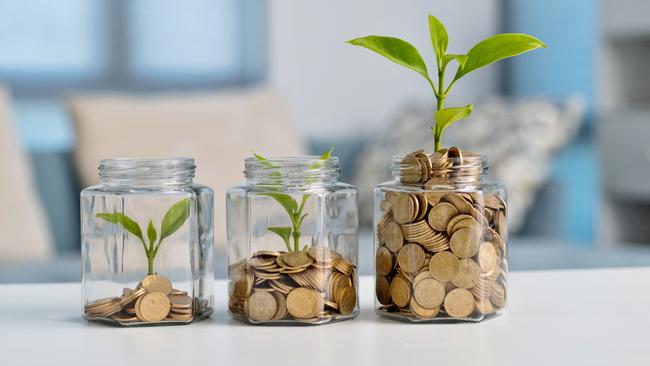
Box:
[81,158,214,326]
[226,156,359,325]
[374,148,507,322]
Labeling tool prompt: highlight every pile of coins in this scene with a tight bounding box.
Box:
[229,246,358,324]
[84,274,206,324]
[376,148,507,321]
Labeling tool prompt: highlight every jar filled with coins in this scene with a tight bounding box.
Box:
[227,155,359,325]
[374,147,507,322]
[81,158,214,326]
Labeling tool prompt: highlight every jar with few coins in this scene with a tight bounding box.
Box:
[81,158,214,326]
[374,148,507,322]
[226,156,359,325]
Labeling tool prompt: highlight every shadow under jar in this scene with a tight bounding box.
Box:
[374,149,507,322]
[227,156,359,325]
[81,158,214,326]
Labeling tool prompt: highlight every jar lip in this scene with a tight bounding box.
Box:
[99,157,196,185]
[392,153,488,165]
[245,156,339,166]
[244,155,340,185]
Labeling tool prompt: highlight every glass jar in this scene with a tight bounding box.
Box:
[374,148,507,322]
[81,158,214,326]
[226,156,359,325]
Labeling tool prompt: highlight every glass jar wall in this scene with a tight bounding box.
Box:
[374,148,507,322]
[81,158,214,326]
[227,156,359,325]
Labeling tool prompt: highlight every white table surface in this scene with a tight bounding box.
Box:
[1,268,649,366]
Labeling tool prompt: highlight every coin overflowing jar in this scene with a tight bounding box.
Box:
[374,148,507,322]
[84,274,211,325]
[81,158,215,326]
[227,155,359,325]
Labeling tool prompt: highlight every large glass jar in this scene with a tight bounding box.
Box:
[81,158,214,326]
[227,156,359,325]
[374,148,507,322]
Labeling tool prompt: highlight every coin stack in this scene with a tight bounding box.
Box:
[376,147,507,321]
[228,246,358,324]
[84,274,207,325]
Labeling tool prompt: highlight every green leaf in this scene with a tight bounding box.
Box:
[297,195,310,215]
[252,151,276,169]
[428,14,448,65]
[320,146,334,160]
[147,220,157,246]
[159,198,191,241]
[261,193,297,216]
[435,105,474,136]
[267,226,292,251]
[298,213,309,226]
[96,213,145,244]
[454,33,547,80]
[347,36,430,81]
[442,54,467,69]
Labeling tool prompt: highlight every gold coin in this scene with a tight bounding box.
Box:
[287,287,322,319]
[248,291,278,321]
[112,313,139,322]
[383,222,404,253]
[478,242,497,273]
[442,193,470,215]
[490,281,507,308]
[476,298,494,315]
[169,294,193,308]
[450,227,481,259]
[338,286,356,315]
[138,292,171,322]
[497,210,507,237]
[397,243,425,274]
[375,246,393,276]
[376,276,392,305]
[413,278,445,309]
[444,288,475,318]
[446,214,477,235]
[428,202,458,232]
[452,259,480,289]
[428,251,460,282]
[389,275,411,308]
[168,313,193,321]
[120,287,146,307]
[307,246,341,263]
[392,193,416,224]
[281,251,313,268]
[272,292,288,320]
[142,274,172,295]
[410,297,439,319]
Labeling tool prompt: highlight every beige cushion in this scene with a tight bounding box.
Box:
[0,88,53,261]
[68,88,305,248]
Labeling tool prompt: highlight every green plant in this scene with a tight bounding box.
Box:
[348,15,547,152]
[96,198,191,275]
[254,148,333,252]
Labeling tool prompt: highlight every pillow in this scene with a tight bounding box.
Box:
[353,97,585,232]
[0,88,53,261]
[68,88,306,248]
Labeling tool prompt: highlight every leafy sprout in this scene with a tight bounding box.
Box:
[347,15,547,152]
[96,198,191,275]
[254,148,333,251]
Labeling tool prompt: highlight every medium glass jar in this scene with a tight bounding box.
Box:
[374,148,507,322]
[227,156,359,325]
[81,158,214,326]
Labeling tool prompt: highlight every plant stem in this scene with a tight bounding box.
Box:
[147,254,154,275]
[434,69,446,152]
[292,230,301,252]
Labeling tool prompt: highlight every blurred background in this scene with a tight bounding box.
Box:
[2,0,650,282]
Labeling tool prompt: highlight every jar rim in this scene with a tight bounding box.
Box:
[99,157,196,186]
[244,155,340,186]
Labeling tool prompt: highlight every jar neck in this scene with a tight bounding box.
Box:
[99,158,195,188]
[393,150,488,185]
[244,156,340,188]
